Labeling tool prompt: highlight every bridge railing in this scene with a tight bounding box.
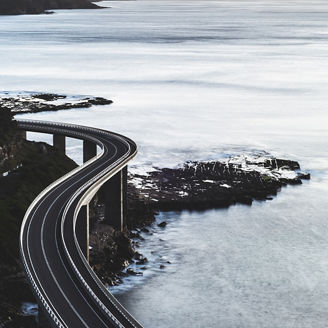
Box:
[18,119,139,328]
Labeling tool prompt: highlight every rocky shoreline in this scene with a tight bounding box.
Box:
[0,0,102,15]
[0,99,311,325]
[89,154,310,285]
[1,92,113,115]
[88,184,156,286]
[131,155,310,211]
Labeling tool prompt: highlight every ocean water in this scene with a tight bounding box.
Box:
[1,0,328,326]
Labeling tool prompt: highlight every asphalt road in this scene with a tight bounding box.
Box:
[17,120,143,328]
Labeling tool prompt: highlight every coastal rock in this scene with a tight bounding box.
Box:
[134,252,143,261]
[31,93,66,101]
[130,155,311,211]
[126,268,142,276]
[89,182,155,286]
[0,0,101,15]
[0,92,113,115]
[95,154,311,289]
[89,224,140,286]
[136,257,148,265]
[263,158,300,170]
[297,172,311,180]
[125,184,155,230]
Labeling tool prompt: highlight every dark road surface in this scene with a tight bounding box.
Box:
[18,120,143,328]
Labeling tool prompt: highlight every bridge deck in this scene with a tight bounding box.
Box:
[18,120,142,328]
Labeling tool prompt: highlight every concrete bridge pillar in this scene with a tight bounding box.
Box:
[53,134,66,155]
[76,204,90,261]
[83,140,97,163]
[103,166,127,231]
[19,130,27,140]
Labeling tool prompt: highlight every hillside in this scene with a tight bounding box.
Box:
[0,107,77,326]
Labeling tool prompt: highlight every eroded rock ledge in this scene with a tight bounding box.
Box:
[1,92,113,115]
[131,156,310,211]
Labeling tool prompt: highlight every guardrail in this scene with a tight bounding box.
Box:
[17,119,141,328]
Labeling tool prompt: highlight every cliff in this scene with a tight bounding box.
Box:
[0,0,101,15]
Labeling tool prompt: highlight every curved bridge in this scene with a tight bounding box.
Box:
[17,119,143,328]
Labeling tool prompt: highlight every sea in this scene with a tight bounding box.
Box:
[1,1,328,327]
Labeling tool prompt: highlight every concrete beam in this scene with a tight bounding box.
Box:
[83,140,97,163]
[76,204,90,261]
[53,134,66,155]
[103,166,128,231]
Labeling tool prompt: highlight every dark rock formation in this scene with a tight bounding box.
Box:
[89,184,155,286]
[0,0,101,15]
[89,225,137,286]
[90,155,310,287]
[126,183,156,229]
[0,92,113,115]
[157,221,167,228]
[130,156,311,211]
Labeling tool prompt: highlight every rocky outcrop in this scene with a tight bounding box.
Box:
[89,154,311,287]
[0,0,101,15]
[130,155,311,211]
[90,225,137,286]
[1,92,113,114]
[89,184,155,286]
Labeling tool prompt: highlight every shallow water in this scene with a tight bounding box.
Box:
[1,0,328,326]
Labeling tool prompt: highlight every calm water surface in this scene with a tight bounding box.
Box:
[1,1,328,327]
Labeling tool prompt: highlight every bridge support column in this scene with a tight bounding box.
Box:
[19,130,26,140]
[83,140,97,163]
[103,166,127,231]
[76,204,90,261]
[53,134,66,155]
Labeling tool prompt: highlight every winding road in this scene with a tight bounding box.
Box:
[17,119,143,328]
